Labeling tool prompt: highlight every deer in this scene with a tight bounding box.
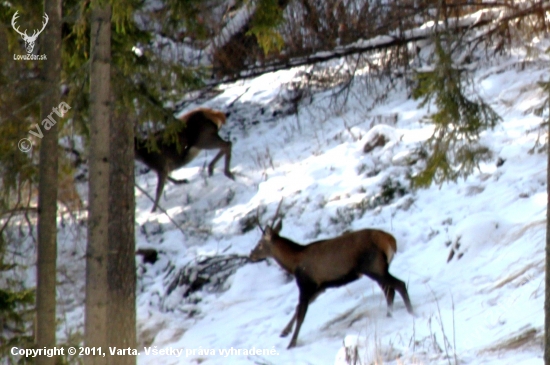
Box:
[249,201,414,349]
[135,107,234,212]
[11,11,48,54]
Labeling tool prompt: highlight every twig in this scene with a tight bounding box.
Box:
[451,294,458,365]
[134,182,187,239]
[227,86,251,109]
[429,286,452,365]
[208,4,539,87]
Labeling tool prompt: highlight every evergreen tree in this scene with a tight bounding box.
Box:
[546,90,550,365]
[411,38,500,187]
[107,107,136,365]
[35,1,62,364]
[0,231,35,362]
[0,2,49,359]
[538,74,550,365]
[85,2,111,365]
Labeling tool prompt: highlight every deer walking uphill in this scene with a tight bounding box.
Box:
[135,108,234,212]
[249,203,414,349]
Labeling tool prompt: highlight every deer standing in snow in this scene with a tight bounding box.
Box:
[135,108,234,212]
[249,202,414,349]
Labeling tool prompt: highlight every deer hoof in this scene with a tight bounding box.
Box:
[287,340,296,349]
[280,331,290,338]
[224,171,235,180]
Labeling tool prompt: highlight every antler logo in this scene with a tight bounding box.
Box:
[11,11,49,54]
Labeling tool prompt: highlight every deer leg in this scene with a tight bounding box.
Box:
[378,283,396,317]
[151,170,168,213]
[361,252,412,316]
[386,286,396,316]
[208,141,234,180]
[371,273,413,316]
[208,150,224,176]
[221,141,234,180]
[287,290,315,349]
[193,132,234,180]
[167,176,189,184]
[281,290,323,337]
[280,312,296,338]
[288,271,318,349]
[387,274,413,315]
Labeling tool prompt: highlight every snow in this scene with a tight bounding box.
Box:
[126,44,548,364]
[37,27,549,365]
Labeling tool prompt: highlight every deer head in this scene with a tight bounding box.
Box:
[250,200,284,262]
[248,197,414,349]
[12,11,49,54]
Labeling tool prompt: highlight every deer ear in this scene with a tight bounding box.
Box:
[273,219,282,234]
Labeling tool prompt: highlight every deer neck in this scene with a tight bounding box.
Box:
[271,236,305,274]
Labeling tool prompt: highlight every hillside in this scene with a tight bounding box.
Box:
[27,32,550,365]
[121,42,549,365]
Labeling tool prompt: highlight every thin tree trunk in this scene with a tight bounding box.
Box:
[85,3,111,365]
[212,0,291,77]
[545,85,550,364]
[36,0,61,363]
[107,109,136,364]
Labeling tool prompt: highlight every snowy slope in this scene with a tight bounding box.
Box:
[130,42,548,365]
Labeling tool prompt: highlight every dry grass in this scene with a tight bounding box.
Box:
[480,327,542,354]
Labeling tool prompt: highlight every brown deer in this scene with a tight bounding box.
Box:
[249,203,414,349]
[135,108,234,212]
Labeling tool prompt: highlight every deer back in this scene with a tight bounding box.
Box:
[179,108,226,130]
[252,219,397,284]
[278,229,396,286]
[134,108,224,172]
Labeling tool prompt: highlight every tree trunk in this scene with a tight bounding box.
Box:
[36,0,61,364]
[212,0,291,78]
[545,86,550,364]
[85,3,111,365]
[107,109,136,364]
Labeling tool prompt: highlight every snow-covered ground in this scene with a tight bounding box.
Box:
[47,39,549,364]
[127,44,549,364]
